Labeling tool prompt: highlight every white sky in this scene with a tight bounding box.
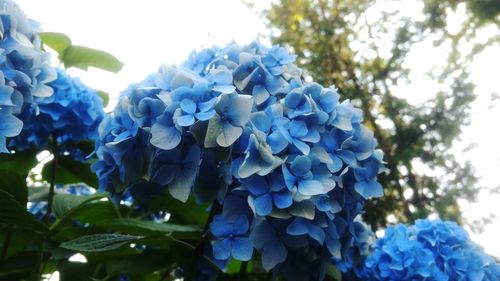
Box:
[15,0,500,257]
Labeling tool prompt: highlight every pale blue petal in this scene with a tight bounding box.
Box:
[216,122,242,147]
[176,114,195,127]
[298,179,324,196]
[354,180,383,199]
[150,122,181,150]
[180,99,197,114]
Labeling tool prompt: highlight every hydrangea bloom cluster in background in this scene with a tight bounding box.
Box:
[93,41,385,279]
[10,68,104,151]
[356,219,500,281]
[0,0,56,153]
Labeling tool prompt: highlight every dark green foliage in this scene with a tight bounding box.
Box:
[261,0,499,229]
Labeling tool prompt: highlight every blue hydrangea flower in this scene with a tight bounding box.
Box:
[209,215,253,261]
[92,41,385,279]
[282,155,331,197]
[10,69,104,150]
[241,173,292,216]
[0,0,56,152]
[356,219,500,281]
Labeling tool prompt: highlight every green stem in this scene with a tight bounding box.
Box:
[239,261,248,280]
[37,135,59,280]
[1,230,12,261]
[45,137,58,225]
[184,201,222,281]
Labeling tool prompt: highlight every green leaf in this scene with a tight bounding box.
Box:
[149,192,209,225]
[325,262,342,281]
[0,150,37,176]
[104,218,201,236]
[0,190,48,233]
[71,201,119,224]
[60,234,142,252]
[52,192,109,218]
[62,45,124,73]
[39,32,72,59]
[190,120,208,145]
[104,250,170,275]
[0,170,28,205]
[28,186,50,202]
[97,90,110,107]
[0,230,40,260]
[42,155,98,187]
[0,251,40,277]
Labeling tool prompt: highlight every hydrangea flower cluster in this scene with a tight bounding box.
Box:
[10,68,104,150]
[93,41,385,279]
[0,0,56,153]
[357,219,500,281]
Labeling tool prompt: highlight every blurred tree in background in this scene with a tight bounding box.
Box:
[254,0,500,229]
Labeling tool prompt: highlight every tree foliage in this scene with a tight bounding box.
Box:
[260,0,499,229]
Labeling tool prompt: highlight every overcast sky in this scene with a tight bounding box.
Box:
[15,0,500,257]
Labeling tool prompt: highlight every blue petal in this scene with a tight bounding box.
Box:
[354,180,383,199]
[0,137,8,153]
[249,219,273,249]
[222,195,250,223]
[272,191,293,209]
[194,109,215,121]
[254,193,273,216]
[198,97,217,112]
[268,131,288,154]
[287,218,309,236]
[292,139,310,155]
[176,114,195,127]
[281,164,296,191]
[151,164,177,186]
[213,238,231,260]
[251,111,271,132]
[325,238,341,258]
[217,122,243,147]
[290,155,311,176]
[0,112,23,137]
[213,85,236,93]
[218,93,254,127]
[210,215,232,237]
[327,154,343,173]
[243,176,268,196]
[232,216,250,235]
[231,237,253,261]
[252,85,270,105]
[150,122,181,150]
[180,99,197,114]
[301,128,320,143]
[289,120,308,138]
[308,224,325,245]
[262,241,287,271]
[284,90,303,109]
[298,179,324,196]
